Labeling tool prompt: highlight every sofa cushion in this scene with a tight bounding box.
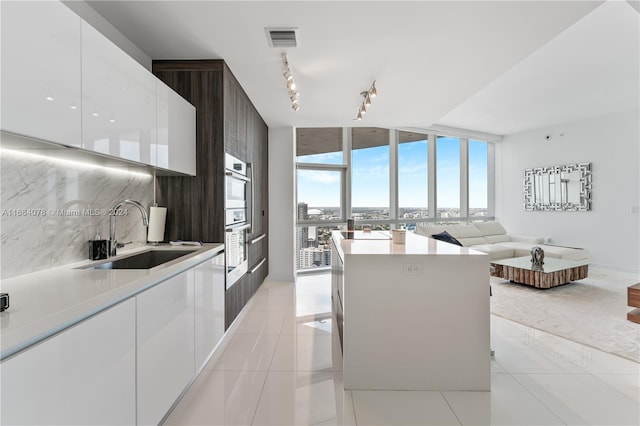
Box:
[457,236,489,247]
[469,244,514,260]
[431,231,462,246]
[449,224,483,238]
[474,222,507,236]
[485,234,511,244]
[415,224,448,238]
[509,235,544,244]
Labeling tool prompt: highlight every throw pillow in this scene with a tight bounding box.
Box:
[431,231,463,246]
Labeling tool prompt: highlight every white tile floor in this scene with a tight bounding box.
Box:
[165,273,640,426]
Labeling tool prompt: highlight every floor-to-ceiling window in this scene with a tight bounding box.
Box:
[436,135,461,219]
[351,128,390,225]
[295,127,493,271]
[296,128,346,271]
[469,139,489,219]
[398,131,429,231]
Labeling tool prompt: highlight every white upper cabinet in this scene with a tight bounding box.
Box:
[156,80,197,175]
[0,1,82,147]
[1,1,195,174]
[81,21,156,165]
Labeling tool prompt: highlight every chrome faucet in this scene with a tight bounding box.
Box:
[109,199,149,257]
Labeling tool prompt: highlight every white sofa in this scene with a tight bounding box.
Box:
[415,222,589,262]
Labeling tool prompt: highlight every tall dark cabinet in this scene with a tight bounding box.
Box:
[152,60,269,328]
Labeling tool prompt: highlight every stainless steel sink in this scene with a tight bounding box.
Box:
[87,250,197,270]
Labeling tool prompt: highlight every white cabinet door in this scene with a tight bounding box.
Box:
[194,253,226,368]
[0,1,82,147]
[137,271,195,425]
[81,21,156,165]
[0,299,136,425]
[157,80,197,175]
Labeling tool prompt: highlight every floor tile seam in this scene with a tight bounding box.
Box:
[244,308,293,313]
[517,372,640,407]
[248,366,271,426]
[248,335,310,423]
[347,390,359,426]
[491,355,594,375]
[264,332,288,373]
[438,391,464,426]
[267,368,344,373]
[507,372,573,425]
[209,368,273,372]
[591,372,640,376]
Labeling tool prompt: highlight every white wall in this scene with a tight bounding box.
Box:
[496,109,640,273]
[267,127,296,282]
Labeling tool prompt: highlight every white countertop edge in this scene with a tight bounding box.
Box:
[331,230,487,257]
[0,243,224,361]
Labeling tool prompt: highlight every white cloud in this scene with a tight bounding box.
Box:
[298,169,340,183]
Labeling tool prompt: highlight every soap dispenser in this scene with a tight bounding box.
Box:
[89,230,109,260]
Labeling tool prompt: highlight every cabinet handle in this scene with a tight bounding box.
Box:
[249,234,266,244]
[248,163,255,233]
[249,257,266,274]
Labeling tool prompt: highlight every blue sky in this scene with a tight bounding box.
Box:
[297,138,487,209]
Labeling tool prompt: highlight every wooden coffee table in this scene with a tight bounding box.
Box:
[491,256,588,289]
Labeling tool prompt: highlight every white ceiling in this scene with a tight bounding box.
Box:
[87,0,639,136]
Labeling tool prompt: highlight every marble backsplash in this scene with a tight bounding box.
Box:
[1,146,154,279]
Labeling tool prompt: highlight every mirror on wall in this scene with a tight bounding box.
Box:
[523,163,592,211]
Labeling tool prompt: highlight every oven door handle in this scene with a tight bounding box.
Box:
[248,163,254,234]
[225,171,251,182]
[226,223,251,232]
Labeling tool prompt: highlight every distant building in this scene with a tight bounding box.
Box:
[298,246,332,269]
[298,202,308,220]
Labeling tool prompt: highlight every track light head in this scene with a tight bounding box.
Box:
[281,53,299,111]
[370,81,377,98]
[353,80,377,120]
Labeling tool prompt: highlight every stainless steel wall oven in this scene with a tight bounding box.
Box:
[225,154,250,289]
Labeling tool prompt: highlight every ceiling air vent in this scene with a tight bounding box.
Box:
[266,28,299,48]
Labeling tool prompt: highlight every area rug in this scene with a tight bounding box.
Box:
[490,268,640,363]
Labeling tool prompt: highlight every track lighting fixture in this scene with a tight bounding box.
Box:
[282,53,299,111]
[354,81,377,120]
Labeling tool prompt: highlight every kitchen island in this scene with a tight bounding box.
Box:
[332,230,490,391]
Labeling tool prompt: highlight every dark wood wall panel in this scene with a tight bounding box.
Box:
[153,60,269,330]
[153,65,225,243]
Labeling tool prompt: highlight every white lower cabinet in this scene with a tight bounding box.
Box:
[136,270,195,426]
[194,253,226,368]
[0,298,136,425]
[1,251,225,425]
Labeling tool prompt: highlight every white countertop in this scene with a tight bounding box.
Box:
[333,230,487,256]
[0,243,224,360]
